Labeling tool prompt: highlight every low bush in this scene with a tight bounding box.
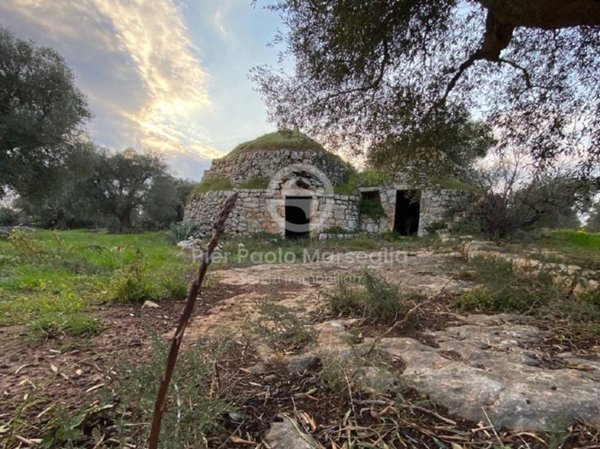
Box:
[166,221,198,243]
[107,250,160,302]
[455,257,600,327]
[327,272,416,324]
[245,299,315,351]
[358,196,386,219]
[30,312,99,339]
[41,337,233,449]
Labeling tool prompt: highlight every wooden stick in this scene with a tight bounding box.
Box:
[148,192,238,449]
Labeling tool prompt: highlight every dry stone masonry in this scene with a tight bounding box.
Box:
[183,132,467,237]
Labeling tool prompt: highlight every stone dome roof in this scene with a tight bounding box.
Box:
[226,130,328,157]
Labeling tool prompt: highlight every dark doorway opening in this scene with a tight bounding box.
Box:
[394,190,420,236]
[285,196,311,238]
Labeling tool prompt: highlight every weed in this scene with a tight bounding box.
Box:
[327,272,416,324]
[38,336,233,449]
[107,249,160,302]
[455,257,600,326]
[245,299,315,351]
[166,221,198,243]
[320,356,355,396]
[30,312,99,339]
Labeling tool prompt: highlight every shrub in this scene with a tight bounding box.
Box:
[245,299,315,351]
[454,257,600,325]
[358,195,385,219]
[0,206,20,226]
[166,221,198,243]
[194,177,233,193]
[327,272,415,324]
[41,337,232,449]
[334,168,390,195]
[107,250,160,302]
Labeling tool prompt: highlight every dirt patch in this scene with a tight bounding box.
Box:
[0,282,247,424]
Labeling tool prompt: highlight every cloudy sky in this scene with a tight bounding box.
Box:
[0,0,284,179]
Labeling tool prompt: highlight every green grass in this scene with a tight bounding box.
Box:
[193,177,233,193]
[229,130,326,155]
[454,256,600,332]
[0,230,193,336]
[507,229,600,270]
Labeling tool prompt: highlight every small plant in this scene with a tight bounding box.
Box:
[358,195,386,219]
[327,272,415,324]
[166,221,198,243]
[454,257,600,326]
[194,177,233,193]
[107,249,160,302]
[245,299,315,351]
[320,355,355,396]
[38,337,233,449]
[30,312,99,339]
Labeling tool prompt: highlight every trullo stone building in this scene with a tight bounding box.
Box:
[183,131,466,238]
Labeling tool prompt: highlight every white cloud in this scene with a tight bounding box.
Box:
[0,0,225,174]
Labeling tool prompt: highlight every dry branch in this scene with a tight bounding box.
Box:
[148,192,238,449]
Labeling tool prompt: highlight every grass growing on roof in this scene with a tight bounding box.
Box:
[193,177,233,193]
[229,130,325,154]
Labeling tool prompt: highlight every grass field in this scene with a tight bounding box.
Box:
[1,228,597,340]
[0,230,193,338]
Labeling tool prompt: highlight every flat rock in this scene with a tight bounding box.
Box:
[286,355,321,374]
[379,321,600,431]
[265,416,320,449]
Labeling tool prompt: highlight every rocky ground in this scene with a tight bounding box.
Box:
[2,247,599,447]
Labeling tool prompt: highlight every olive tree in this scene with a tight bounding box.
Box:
[0,28,89,198]
[253,1,599,174]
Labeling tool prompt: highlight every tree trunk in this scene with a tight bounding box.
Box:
[477,0,600,28]
[117,209,133,232]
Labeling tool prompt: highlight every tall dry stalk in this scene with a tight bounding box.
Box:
[148,193,238,449]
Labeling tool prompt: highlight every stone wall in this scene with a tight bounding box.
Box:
[202,149,350,186]
[419,189,471,235]
[183,184,468,238]
[183,190,361,237]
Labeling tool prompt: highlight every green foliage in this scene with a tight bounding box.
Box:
[245,299,315,351]
[88,149,169,231]
[40,337,232,449]
[194,177,233,193]
[238,177,270,189]
[230,129,325,154]
[0,230,192,327]
[334,168,390,195]
[358,195,386,219]
[454,257,600,325]
[327,272,415,324]
[107,250,161,303]
[0,27,90,199]
[166,221,199,243]
[252,1,598,174]
[142,176,197,229]
[0,207,20,226]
